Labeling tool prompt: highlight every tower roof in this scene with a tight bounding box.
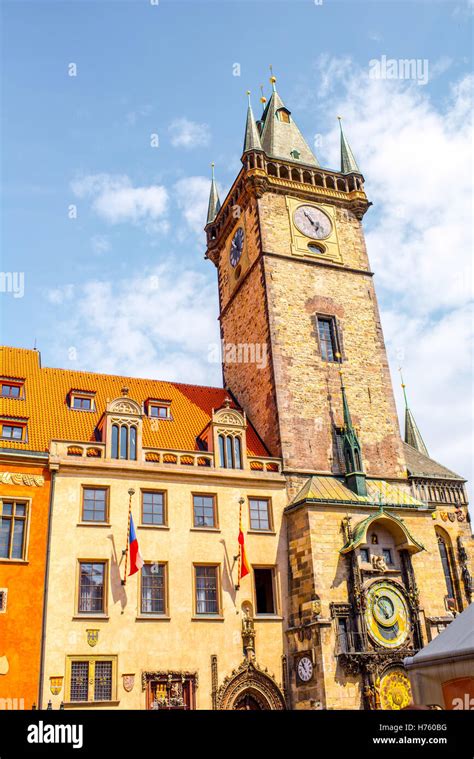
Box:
[400,374,429,456]
[206,163,221,225]
[259,78,320,167]
[338,117,361,174]
[243,92,263,153]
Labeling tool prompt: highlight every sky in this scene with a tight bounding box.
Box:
[1,0,473,491]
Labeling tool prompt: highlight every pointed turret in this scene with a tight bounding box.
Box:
[206,163,221,225]
[243,91,263,153]
[400,372,429,456]
[339,369,367,496]
[338,117,361,174]
[259,72,320,166]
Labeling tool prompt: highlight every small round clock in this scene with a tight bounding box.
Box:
[365,582,409,649]
[294,205,332,240]
[230,227,245,268]
[297,656,313,683]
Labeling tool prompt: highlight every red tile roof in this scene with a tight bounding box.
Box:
[0,347,269,457]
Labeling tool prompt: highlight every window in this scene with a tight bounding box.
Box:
[254,568,276,615]
[276,108,290,123]
[111,424,137,460]
[78,561,106,614]
[193,494,217,529]
[437,534,457,604]
[70,391,95,411]
[147,400,171,419]
[82,488,108,523]
[195,565,219,615]
[142,491,166,526]
[141,563,167,615]
[317,317,339,362]
[1,423,25,441]
[218,434,243,469]
[0,501,28,560]
[359,548,370,563]
[249,498,272,531]
[382,548,393,565]
[0,589,7,613]
[150,405,169,419]
[1,382,22,399]
[290,149,301,160]
[68,657,117,703]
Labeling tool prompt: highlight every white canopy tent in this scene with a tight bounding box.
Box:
[404,603,474,709]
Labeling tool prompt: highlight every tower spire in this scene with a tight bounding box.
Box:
[339,368,367,496]
[243,91,263,154]
[206,163,221,225]
[399,370,429,456]
[338,117,361,174]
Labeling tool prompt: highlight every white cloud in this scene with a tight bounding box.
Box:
[174,176,213,237]
[71,173,168,230]
[91,235,111,255]
[168,118,210,149]
[46,284,75,305]
[46,264,221,385]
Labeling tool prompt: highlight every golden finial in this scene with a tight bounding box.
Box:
[269,64,277,90]
[259,84,267,112]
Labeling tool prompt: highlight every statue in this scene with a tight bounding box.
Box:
[371,554,387,572]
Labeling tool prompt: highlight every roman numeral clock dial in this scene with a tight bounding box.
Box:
[229,227,245,268]
[293,205,332,240]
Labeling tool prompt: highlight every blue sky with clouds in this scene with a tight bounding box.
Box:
[1,0,473,488]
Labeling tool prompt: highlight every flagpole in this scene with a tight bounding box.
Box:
[235,497,245,591]
[122,488,135,586]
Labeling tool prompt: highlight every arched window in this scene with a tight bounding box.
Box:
[218,434,243,469]
[437,530,458,605]
[120,425,128,460]
[111,424,119,459]
[129,426,137,461]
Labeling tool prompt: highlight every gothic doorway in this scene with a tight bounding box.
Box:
[216,660,286,711]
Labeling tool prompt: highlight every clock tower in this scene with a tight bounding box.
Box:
[205,79,406,485]
[205,75,473,711]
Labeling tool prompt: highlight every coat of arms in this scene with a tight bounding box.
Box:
[122,674,135,692]
[86,629,99,647]
[50,676,63,695]
[448,512,456,523]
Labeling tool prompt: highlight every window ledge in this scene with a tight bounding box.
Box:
[63,700,120,708]
[136,614,171,621]
[190,527,221,533]
[0,558,28,564]
[247,529,276,535]
[254,615,283,621]
[191,615,224,622]
[76,522,112,528]
[138,524,169,530]
[72,614,109,620]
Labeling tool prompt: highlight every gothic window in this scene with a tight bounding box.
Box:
[218,434,243,469]
[254,567,276,615]
[436,530,460,609]
[316,316,340,362]
[111,424,137,460]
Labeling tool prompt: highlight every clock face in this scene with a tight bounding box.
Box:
[230,227,245,267]
[365,582,410,649]
[297,656,313,683]
[293,205,332,240]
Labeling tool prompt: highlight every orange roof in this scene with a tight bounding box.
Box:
[0,347,269,457]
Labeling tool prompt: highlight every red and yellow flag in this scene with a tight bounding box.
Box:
[238,501,250,581]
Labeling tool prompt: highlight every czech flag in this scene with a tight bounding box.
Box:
[129,514,144,576]
[238,526,250,580]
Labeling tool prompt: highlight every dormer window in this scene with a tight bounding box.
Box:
[70,391,96,412]
[105,393,143,462]
[276,108,291,123]
[1,420,27,442]
[290,149,301,160]
[146,400,171,420]
[218,434,243,469]
[209,400,247,470]
[1,379,24,399]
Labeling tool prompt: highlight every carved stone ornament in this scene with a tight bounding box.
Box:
[371,554,387,573]
[86,629,99,647]
[214,410,245,427]
[216,659,286,710]
[0,472,44,487]
[107,397,142,416]
[122,674,135,693]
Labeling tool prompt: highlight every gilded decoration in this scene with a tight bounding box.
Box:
[0,472,44,487]
[379,667,412,710]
